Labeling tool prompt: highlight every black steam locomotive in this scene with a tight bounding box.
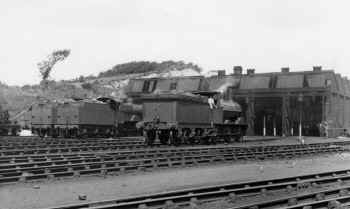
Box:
[137,91,247,146]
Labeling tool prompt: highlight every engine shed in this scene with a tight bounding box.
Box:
[209,66,350,137]
[125,76,210,102]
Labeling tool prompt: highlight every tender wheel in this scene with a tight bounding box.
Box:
[237,134,244,142]
[38,129,46,138]
[224,136,231,144]
[200,136,210,145]
[146,129,156,146]
[182,129,191,145]
[159,130,170,145]
[170,129,180,146]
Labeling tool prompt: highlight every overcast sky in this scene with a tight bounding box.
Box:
[1,0,349,85]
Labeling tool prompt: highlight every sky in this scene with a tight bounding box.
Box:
[0,0,349,85]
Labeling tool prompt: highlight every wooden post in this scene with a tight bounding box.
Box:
[298,93,303,140]
[263,115,266,137]
[343,96,346,128]
[321,95,325,122]
[245,97,255,136]
[282,95,290,137]
[273,117,276,136]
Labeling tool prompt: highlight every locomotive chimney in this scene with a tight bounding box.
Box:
[233,66,243,75]
[313,66,322,72]
[217,70,226,77]
[247,68,255,75]
[281,67,290,73]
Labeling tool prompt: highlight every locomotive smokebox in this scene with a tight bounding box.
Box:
[313,66,322,72]
[247,69,255,75]
[233,66,243,75]
[217,70,226,77]
[281,67,290,73]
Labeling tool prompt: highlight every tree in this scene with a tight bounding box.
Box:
[78,76,85,82]
[37,49,71,85]
[81,82,93,90]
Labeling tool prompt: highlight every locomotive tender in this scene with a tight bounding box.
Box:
[31,99,118,138]
[30,97,142,138]
[137,91,247,145]
[0,108,20,136]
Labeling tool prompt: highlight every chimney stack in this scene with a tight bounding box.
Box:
[313,66,322,72]
[247,68,255,75]
[217,70,226,77]
[281,67,290,73]
[233,66,243,75]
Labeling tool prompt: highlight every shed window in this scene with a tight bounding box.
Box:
[142,80,157,93]
[142,81,150,92]
[150,80,157,91]
[325,79,332,87]
[170,82,177,90]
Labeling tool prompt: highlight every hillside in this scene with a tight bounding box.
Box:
[0,60,203,117]
[98,61,201,77]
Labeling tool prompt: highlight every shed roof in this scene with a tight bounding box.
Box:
[239,76,270,89]
[276,74,304,88]
[208,76,240,92]
[335,74,345,95]
[306,74,326,88]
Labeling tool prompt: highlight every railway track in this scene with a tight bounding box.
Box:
[0,144,340,164]
[0,144,148,156]
[1,137,350,155]
[0,143,343,165]
[0,140,145,150]
[38,167,350,209]
[0,138,144,146]
[0,136,277,151]
[0,144,344,184]
[1,139,349,156]
[0,145,341,168]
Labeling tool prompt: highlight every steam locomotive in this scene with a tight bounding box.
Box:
[137,91,247,145]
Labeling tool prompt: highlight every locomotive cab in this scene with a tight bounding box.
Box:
[192,91,244,125]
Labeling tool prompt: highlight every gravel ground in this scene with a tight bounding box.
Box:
[1,137,350,209]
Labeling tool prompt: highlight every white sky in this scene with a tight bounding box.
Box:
[1,0,349,85]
